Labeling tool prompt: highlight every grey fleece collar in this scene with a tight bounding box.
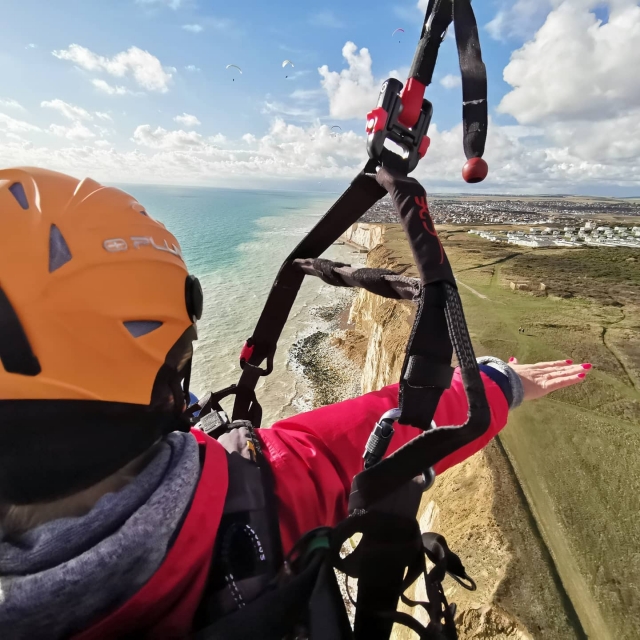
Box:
[0,431,201,640]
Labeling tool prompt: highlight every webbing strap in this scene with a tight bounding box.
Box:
[454,0,488,159]
[232,163,385,422]
[408,0,453,86]
[406,0,487,161]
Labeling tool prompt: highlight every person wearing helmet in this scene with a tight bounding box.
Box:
[0,168,590,639]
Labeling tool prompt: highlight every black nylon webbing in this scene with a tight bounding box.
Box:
[454,0,488,159]
[232,164,386,422]
[408,0,452,86]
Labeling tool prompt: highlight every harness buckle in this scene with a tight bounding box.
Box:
[239,338,274,377]
[364,407,437,490]
[366,77,433,174]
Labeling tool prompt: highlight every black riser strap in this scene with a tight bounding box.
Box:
[454,0,487,158]
[232,166,386,422]
[409,0,453,86]
[375,169,455,286]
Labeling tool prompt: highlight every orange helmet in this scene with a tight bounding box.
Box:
[0,167,203,503]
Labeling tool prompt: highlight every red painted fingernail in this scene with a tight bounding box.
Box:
[581,363,592,370]
[509,357,515,362]
[565,359,573,364]
[578,372,586,379]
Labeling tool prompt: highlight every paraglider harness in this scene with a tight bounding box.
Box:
[189,1,489,637]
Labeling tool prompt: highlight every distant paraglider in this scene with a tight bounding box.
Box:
[392,27,405,43]
[282,59,294,78]
[330,125,342,138]
[226,64,242,81]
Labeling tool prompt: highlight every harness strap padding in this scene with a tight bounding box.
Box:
[293,258,421,300]
[404,356,454,388]
[453,0,488,159]
[232,163,385,422]
[398,284,452,429]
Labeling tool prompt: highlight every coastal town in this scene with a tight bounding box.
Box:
[361,195,640,249]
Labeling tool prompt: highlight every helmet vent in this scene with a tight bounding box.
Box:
[9,182,29,210]
[124,321,163,337]
[49,225,72,272]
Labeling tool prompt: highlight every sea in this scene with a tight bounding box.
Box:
[124,185,356,426]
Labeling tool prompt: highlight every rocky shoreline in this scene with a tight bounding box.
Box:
[288,288,363,410]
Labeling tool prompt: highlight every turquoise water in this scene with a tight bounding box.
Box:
[123,185,350,424]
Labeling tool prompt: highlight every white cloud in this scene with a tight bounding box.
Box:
[182,24,203,33]
[440,74,461,89]
[290,88,325,101]
[0,112,41,133]
[0,120,367,185]
[93,124,115,137]
[309,11,345,28]
[6,14,640,193]
[486,0,552,41]
[318,42,378,119]
[136,0,182,8]
[49,121,95,141]
[53,44,173,92]
[174,113,201,127]
[416,0,429,11]
[185,65,201,72]
[92,79,130,95]
[25,43,37,49]
[133,125,206,149]
[0,98,25,111]
[41,99,93,121]
[499,1,640,123]
[318,42,407,120]
[95,111,113,121]
[262,101,319,121]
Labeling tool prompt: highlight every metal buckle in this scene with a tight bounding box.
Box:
[366,78,433,174]
[364,407,438,490]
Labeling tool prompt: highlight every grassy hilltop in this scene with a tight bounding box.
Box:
[433,228,640,639]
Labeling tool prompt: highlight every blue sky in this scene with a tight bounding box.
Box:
[0,0,639,195]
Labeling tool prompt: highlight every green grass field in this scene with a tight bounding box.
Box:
[439,228,640,639]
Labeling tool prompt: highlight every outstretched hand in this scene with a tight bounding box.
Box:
[508,358,591,402]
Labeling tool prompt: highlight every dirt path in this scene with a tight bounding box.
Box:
[456,278,489,300]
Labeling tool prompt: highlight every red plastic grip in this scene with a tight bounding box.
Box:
[240,340,254,363]
[366,107,388,134]
[418,135,431,159]
[398,78,427,128]
[462,157,488,183]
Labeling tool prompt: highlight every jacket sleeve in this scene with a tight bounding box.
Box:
[257,370,509,553]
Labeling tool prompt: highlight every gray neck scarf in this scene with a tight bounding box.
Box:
[0,431,201,640]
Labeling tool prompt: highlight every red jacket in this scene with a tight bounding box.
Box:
[74,372,508,639]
